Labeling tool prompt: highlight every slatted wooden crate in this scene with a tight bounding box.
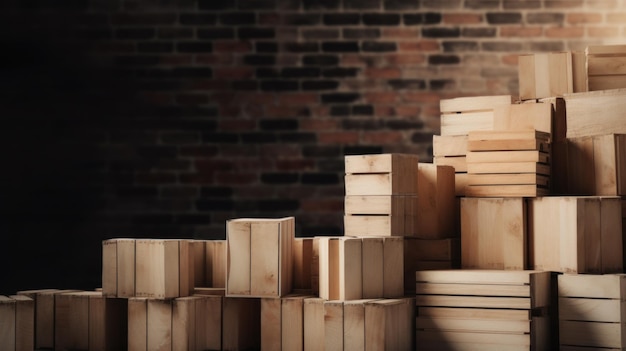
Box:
[558,274,626,350]
[0,295,34,351]
[226,217,294,298]
[564,88,626,139]
[567,133,626,196]
[404,238,460,294]
[192,240,226,289]
[344,154,418,196]
[461,197,527,270]
[439,95,512,136]
[415,270,552,351]
[344,195,417,237]
[417,164,457,239]
[261,294,312,351]
[466,130,551,197]
[433,135,468,196]
[529,196,623,274]
[518,52,574,100]
[586,44,626,91]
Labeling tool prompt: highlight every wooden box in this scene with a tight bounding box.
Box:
[529,196,623,274]
[417,163,456,239]
[433,135,468,196]
[135,239,194,299]
[558,274,626,350]
[102,238,136,297]
[439,95,511,136]
[0,295,34,351]
[518,52,573,100]
[567,134,626,196]
[261,294,312,351]
[415,270,552,351]
[192,240,226,289]
[303,298,325,351]
[404,238,460,293]
[293,237,313,291]
[564,88,626,139]
[226,217,294,298]
[344,195,417,237]
[461,197,527,270]
[495,102,553,134]
[344,154,418,196]
[587,44,626,91]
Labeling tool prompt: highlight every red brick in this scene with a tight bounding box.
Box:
[567,13,602,24]
[214,41,252,53]
[219,120,256,131]
[300,199,344,212]
[259,13,281,25]
[276,160,316,171]
[545,27,584,38]
[382,28,421,38]
[318,132,359,144]
[221,145,258,157]
[233,186,275,198]
[398,40,440,52]
[607,13,626,23]
[176,93,209,105]
[94,41,135,53]
[300,119,339,131]
[195,54,234,65]
[341,54,386,67]
[394,105,421,117]
[188,80,228,91]
[240,93,276,104]
[135,172,177,184]
[365,68,402,79]
[219,105,242,118]
[195,160,235,174]
[215,172,257,185]
[375,105,395,117]
[362,131,404,144]
[112,13,176,25]
[214,67,254,80]
[403,92,441,103]
[140,92,174,105]
[501,54,519,66]
[443,12,483,24]
[179,173,215,184]
[179,146,218,157]
[277,54,299,66]
[309,106,331,118]
[365,92,398,104]
[259,145,301,158]
[386,54,426,65]
[161,55,193,65]
[500,26,543,37]
[277,93,319,105]
[235,159,267,170]
[265,105,309,118]
[588,26,620,37]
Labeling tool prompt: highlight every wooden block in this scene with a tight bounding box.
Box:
[467,150,549,164]
[467,161,550,175]
[293,237,313,290]
[136,239,193,299]
[468,173,549,186]
[344,153,418,175]
[195,295,222,351]
[147,299,172,351]
[461,198,527,270]
[261,295,309,351]
[440,94,512,136]
[323,301,344,351]
[433,156,467,172]
[382,237,404,298]
[261,298,282,351]
[467,130,550,150]
[564,88,626,138]
[587,45,626,91]
[454,172,468,196]
[55,291,94,351]
[102,238,136,298]
[222,297,261,351]
[417,164,456,239]
[364,298,415,351]
[344,154,418,196]
[343,300,370,351]
[433,135,467,157]
[344,214,406,237]
[173,297,197,351]
[493,102,553,135]
[127,298,147,351]
[568,134,626,196]
[88,293,127,351]
[7,295,34,351]
[0,296,16,351]
[572,50,587,93]
[361,237,384,299]
[27,289,79,350]
[529,196,623,273]
[311,238,320,296]
[518,52,573,100]
[226,217,294,297]
[206,240,226,289]
[193,287,225,296]
[465,184,549,197]
[338,238,362,301]
[303,298,325,351]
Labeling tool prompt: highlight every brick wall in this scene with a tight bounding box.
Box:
[1,0,624,293]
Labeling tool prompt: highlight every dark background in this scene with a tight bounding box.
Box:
[0,0,611,294]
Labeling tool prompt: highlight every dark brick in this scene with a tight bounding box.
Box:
[388,79,426,90]
[486,12,522,24]
[303,55,339,66]
[503,0,540,9]
[260,119,299,130]
[244,55,276,65]
[343,28,380,39]
[544,0,583,8]
[201,186,233,197]
[284,42,319,53]
[132,215,173,225]
[256,68,280,78]
[198,28,235,39]
[464,0,500,8]
[481,41,523,51]
[386,119,424,129]
[179,13,217,25]
[239,27,275,39]
[202,132,239,143]
[352,105,374,115]
[363,13,401,26]
[196,199,234,211]
[220,12,256,25]
[422,27,461,38]
[260,80,299,91]
[428,55,460,65]
[302,173,339,185]
[256,42,279,53]
[343,145,383,155]
[362,41,397,52]
[322,41,359,52]
[303,0,340,9]
[116,56,160,66]
[117,186,158,198]
[303,145,341,158]
[283,67,320,78]
[198,0,234,9]
[279,133,317,143]
[323,13,360,25]
[241,132,277,143]
[321,93,360,104]
[138,80,181,90]
[232,81,258,90]
[462,27,497,37]
[302,80,339,90]
[176,215,211,225]
[115,28,155,40]
[404,12,442,25]
[322,68,359,78]
[238,0,277,9]
[385,0,422,10]
[442,41,479,52]
[317,159,345,172]
[137,42,173,53]
[411,131,435,143]
[344,0,381,9]
[257,199,299,211]
[302,29,340,40]
[159,28,194,39]
[422,0,462,7]
[526,12,564,24]
[261,173,299,184]
[430,79,456,90]
[75,28,113,40]
[330,106,350,116]
[529,41,565,52]
[342,119,384,130]
[283,14,321,25]
[177,42,212,53]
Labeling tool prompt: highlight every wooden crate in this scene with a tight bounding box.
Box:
[192,240,226,289]
[345,154,418,196]
[415,270,552,351]
[461,197,527,270]
[495,102,553,134]
[0,295,34,351]
[261,294,312,351]
[567,134,626,196]
[404,238,460,294]
[293,237,314,291]
[528,196,623,274]
[433,135,468,196]
[135,239,194,299]
[226,217,294,298]
[558,274,626,350]
[518,52,573,100]
[102,238,136,298]
[564,88,626,139]
[439,95,512,136]
[587,45,626,91]
[344,195,417,237]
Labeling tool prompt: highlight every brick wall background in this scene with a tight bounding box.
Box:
[1,0,623,293]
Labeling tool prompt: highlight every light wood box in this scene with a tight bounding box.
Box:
[0,295,34,351]
[587,45,626,91]
[518,52,573,100]
[226,217,294,298]
[439,95,512,136]
[558,274,626,350]
[344,195,417,237]
[529,196,623,274]
[192,240,226,289]
[261,294,312,351]
[417,164,456,239]
[293,237,314,291]
[415,269,552,351]
[345,154,418,196]
[564,88,626,139]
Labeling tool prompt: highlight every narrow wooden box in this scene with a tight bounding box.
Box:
[417,164,457,238]
[415,270,552,351]
[344,195,417,237]
[433,135,468,196]
[303,298,325,351]
[192,240,226,289]
[587,44,626,91]
[226,217,294,298]
[558,274,626,350]
[135,239,194,299]
[529,196,623,274]
[461,197,527,270]
[344,154,418,196]
[567,134,626,196]
[439,95,511,136]
[0,295,34,351]
[404,238,460,293]
[261,294,312,351]
[564,88,626,139]
[292,237,314,291]
[518,52,573,100]
[102,238,136,298]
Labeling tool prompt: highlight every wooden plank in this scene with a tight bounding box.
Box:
[293,238,313,290]
[208,240,226,289]
[261,298,281,351]
[560,320,623,348]
[559,297,622,323]
[282,296,306,351]
[519,52,573,100]
[344,195,401,215]
[468,173,549,186]
[0,296,16,351]
[343,300,370,351]
[587,44,626,55]
[468,129,550,142]
[57,292,92,351]
[416,269,548,286]
[417,330,530,346]
[588,75,626,91]
[440,111,495,136]
[416,283,530,297]
[417,164,456,238]
[173,296,196,351]
[127,298,147,351]
[467,162,550,175]
[467,150,549,164]
[417,306,530,320]
[558,274,626,299]
[344,215,402,237]
[10,295,34,351]
[281,218,294,297]
[193,240,207,287]
[303,298,325,351]
[340,237,363,300]
[587,55,626,75]
[465,185,548,198]
[468,139,550,152]
[417,317,530,333]
[226,219,251,296]
[361,237,384,299]
[564,88,626,138]
[324,301,344,351]
[102,240,118,297]
[318,237,340,300]
[117,239,136,297]
[195,295,222,351]
[572,51,587,93]
[344,153,418,175]
[433,135,467,157]
[344,173,415,196]
[601,198,623,273]
[251,221,280,297]
[519,54,537,100]
[179,239,193,298]
[494,102,552,134]
[383,237,404,298]
[147,299,172,351]
[136,239,181,299]
[440,95,512,113]
[434,156,467,172]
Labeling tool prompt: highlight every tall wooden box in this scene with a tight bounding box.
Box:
[439,95,511,136]
[135,239,194,299]
[192,240,226,289]
[558,274,626,350]
[461,197,527,270]
[518,52,573,100]
[529,196,623,274]
[226,217,294,298]
[0,295,34,351]
[261,294,312,351]
[293,237,314,291]
[303,298,325,351]
[567,134,626,196]
[344,195,417,237]
[417,163,456,238]
[587,45,626,91]
[415,270,552,351]
[102,238,136,297]
[344,154,418,196]
[433,135,468,196]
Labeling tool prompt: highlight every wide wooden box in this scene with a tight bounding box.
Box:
[226,217,294,298]
[558,274,626,350]
[528,196,623,274]
[439,95,511,136]
[518,52,574,100]
[344,195,417,237]
[0,295,34,351]
[461,197,527,270]
[415,270,552,351]
[345,154,418,196]
[587,45,626,91]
